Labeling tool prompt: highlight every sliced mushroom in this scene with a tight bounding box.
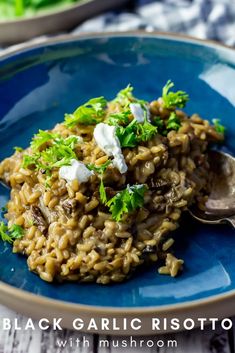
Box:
[31,205,48,234]
[61,199,78,217]
[149,177,170,191]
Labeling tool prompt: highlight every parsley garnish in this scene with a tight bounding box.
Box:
[14,146,23,152]
[0,222,11,243]
[115,85,135,107]
[162,80,189,109]
[212,119,226,134]
[8,224,24,240]
[166,112,181,131]
[114,85,147,108]
[87,160,111,175]
[30,130,60,151]
[153,116,164,130]
[152,116,167,135]
[116,119,138,147]
[22,134,79,173]
[64,97,107,127]
[106,184,147,222]
[87,160,111,204]
[39,136,78,169]
[0,222,24,243]
[1,206,7,213]
[137,118,158,142]
[116,118,157,148]
[99,180,107,204]
[107,111,130,126]
[22,154,40,169]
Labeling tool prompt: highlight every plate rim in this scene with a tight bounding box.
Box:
[0,30,233,61]
[1,30,235,316]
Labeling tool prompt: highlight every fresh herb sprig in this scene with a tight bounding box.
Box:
[114,85,147,108]
[30,130,60,151]
[64,97,107,127]
[14,146,23,152]
[116,118,157,148]
[107,111,130,126]
[87,160,111,204]
[0,222,24,244]
[87,160,111,175]
[137,118,158,141]
[116,119,138,147]
[115,85,135,107]
[22,131,80,176]
[106,184,147,222]
[162,80,189,109]
[212,119,226,134]
[152,112,182,135]
[166,112,181,131]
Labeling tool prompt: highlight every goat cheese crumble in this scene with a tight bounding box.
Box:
[93,123,128,174]
[59,159,93,183]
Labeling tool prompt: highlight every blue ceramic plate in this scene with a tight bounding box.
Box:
[0,33,235,333]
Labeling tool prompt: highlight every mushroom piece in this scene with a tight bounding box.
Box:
[31,205,48,234]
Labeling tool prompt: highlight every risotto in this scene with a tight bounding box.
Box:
[0,81,224,284]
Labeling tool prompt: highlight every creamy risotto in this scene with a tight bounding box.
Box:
[0,81,224,284]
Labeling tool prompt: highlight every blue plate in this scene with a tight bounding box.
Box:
[0,33,235,332]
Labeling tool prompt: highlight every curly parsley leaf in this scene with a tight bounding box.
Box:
[1,206,7,213]
[116,119,138,147]
[40,136,78,169]
[116,118,157,148]
[30,130,60,151]
[114,85,147,108]
[162,80,189,109]
[136,119,157,142]
[153,116,164,130]
[0,222,24,244]
[22,134,79,172]
[64,97,107,127]
[166,112,181,131]
[106,184,147,222]
[8,224,24,239]
[115,85,135,107]
[87,160,111,204]
[22,153,41,169]
[14,146,23,152]
[107,111,130,126]
[212,119,226,134]
[99,179,107,204]
[0,222,10,242]
[87,160,111,175]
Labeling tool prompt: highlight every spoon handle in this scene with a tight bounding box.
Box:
[226,216,235,228]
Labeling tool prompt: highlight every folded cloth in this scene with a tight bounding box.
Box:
[73,0,235,46]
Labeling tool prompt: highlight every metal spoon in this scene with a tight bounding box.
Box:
[189,150,235,228]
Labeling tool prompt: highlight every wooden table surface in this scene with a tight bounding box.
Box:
[0,305,234,353]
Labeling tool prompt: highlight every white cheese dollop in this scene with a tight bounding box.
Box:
[93,123,128,174]
[59,159,93,183]
[129,103,150,123]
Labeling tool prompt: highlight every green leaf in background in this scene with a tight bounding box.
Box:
[15,0,24,16]
[0,0,79,20]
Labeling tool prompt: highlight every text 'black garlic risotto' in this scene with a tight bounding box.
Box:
[0,81,225,284]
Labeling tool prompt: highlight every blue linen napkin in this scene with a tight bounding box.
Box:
[73,0,235,46]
